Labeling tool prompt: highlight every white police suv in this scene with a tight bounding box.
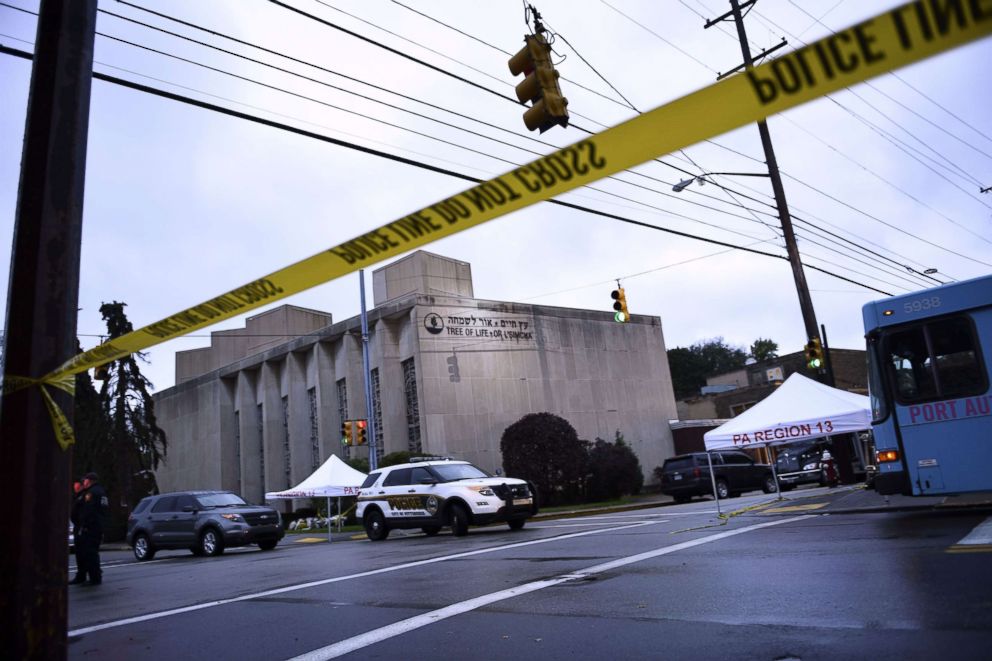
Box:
[356,458,538,541]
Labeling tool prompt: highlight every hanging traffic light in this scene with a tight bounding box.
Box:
[447,354,460,382]
[356,419,368,445]
[804,338,824,370]
[507,33,568,133]
[341,420,354,446]
[611,287,629,323]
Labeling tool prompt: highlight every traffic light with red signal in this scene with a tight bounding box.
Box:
[356,419,368,445]
[508,33,568,133]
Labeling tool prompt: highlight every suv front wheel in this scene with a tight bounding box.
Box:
[133,533,156,561]
[449,503,470,537]
[364,509,390,541]
[199,528,225,556]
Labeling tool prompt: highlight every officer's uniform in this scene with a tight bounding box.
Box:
[76,474,108,586]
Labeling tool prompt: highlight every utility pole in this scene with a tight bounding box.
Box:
[706,0,822,352]
[0,0,97,658]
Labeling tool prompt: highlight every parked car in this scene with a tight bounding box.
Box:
[775,440,832,490]
[126,490,284,561]
[658,451,777,503]
[357,457,538,540]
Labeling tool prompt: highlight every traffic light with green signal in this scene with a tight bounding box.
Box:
[356,419,368,445]
[341,419,354,446]
[507,33,569,133]
[804,338,824,370]
[611,287,629,323]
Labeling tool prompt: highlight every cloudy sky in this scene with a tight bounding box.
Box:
[2,0,990,393]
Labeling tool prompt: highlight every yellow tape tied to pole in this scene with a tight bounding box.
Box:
[6,1,991,446]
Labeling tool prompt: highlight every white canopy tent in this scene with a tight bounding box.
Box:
[704,373,871,451]
[701,373,871,506]
[265,455,367,541]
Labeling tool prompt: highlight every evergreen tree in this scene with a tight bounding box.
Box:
[74,302,168,539]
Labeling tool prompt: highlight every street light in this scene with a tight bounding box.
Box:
[672,171,770,192]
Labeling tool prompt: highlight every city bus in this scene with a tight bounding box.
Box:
[863,273,991,496]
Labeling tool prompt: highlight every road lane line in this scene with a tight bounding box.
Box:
[955,517,992,545]
[947,516,992,553]
[68,520,656,637]
[288,515,811,660]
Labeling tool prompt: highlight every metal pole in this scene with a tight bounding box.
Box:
[359,270,378,471]
[728,0,821,346]
[769,445,783,500]
[706,452,721,516]
[0,1,97,657]
[326,496,331,543]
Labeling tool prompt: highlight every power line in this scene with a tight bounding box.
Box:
[0,42,893,297]
[92,4,798,248]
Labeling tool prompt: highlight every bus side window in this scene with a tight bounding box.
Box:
[885,316,986,403]
[930,317,985,398]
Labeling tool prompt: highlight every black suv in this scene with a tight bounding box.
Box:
[658,451,777,503]
[126,491,284,561]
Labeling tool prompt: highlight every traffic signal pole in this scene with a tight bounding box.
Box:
[707,1,822,352]
[359,270,378,471]
[0,0,97,657]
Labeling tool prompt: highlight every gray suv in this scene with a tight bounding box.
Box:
[126,491,284,561]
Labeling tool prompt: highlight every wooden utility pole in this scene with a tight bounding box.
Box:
[0,0,97,657]
[706,0,822,348]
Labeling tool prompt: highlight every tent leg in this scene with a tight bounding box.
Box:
[769,447,783,500]
[707,452,721,516]
[337,497,342,533]
[327,497,332,543]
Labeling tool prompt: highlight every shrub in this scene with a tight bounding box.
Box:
[501,412,588,506]
[585,432,643,502]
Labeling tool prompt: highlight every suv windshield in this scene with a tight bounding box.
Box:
[195,492,248,508]
[432,463,490,482]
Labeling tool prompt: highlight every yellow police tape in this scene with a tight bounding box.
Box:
[6,1,991,447]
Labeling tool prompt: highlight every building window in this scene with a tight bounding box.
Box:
[730,401,756,416]
[282,396,291,488]
[257,403,264,489]
[308,387,320,470]
[336,378,348,459]
[402,358,422,453]
[371,367,383,460]
[234,410,242,494]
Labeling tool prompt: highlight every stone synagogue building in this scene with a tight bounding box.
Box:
[152,251,679,507]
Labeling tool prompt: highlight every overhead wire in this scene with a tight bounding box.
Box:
[254,0,976,284]
[96,2,799,245]
[749,6,992,210]
[786,0,992,164]
[0,41,893,297]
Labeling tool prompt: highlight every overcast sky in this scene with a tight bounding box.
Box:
[2,0,990,394]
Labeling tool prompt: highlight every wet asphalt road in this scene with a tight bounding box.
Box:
[67,490,992,661]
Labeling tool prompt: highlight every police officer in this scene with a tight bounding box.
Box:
[69,479,86,584]
[76,472,109,586]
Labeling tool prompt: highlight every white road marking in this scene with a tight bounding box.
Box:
[68,520,656,637]
[956,516,992,545]
[287,515,811,660]
[531,520,669,529]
